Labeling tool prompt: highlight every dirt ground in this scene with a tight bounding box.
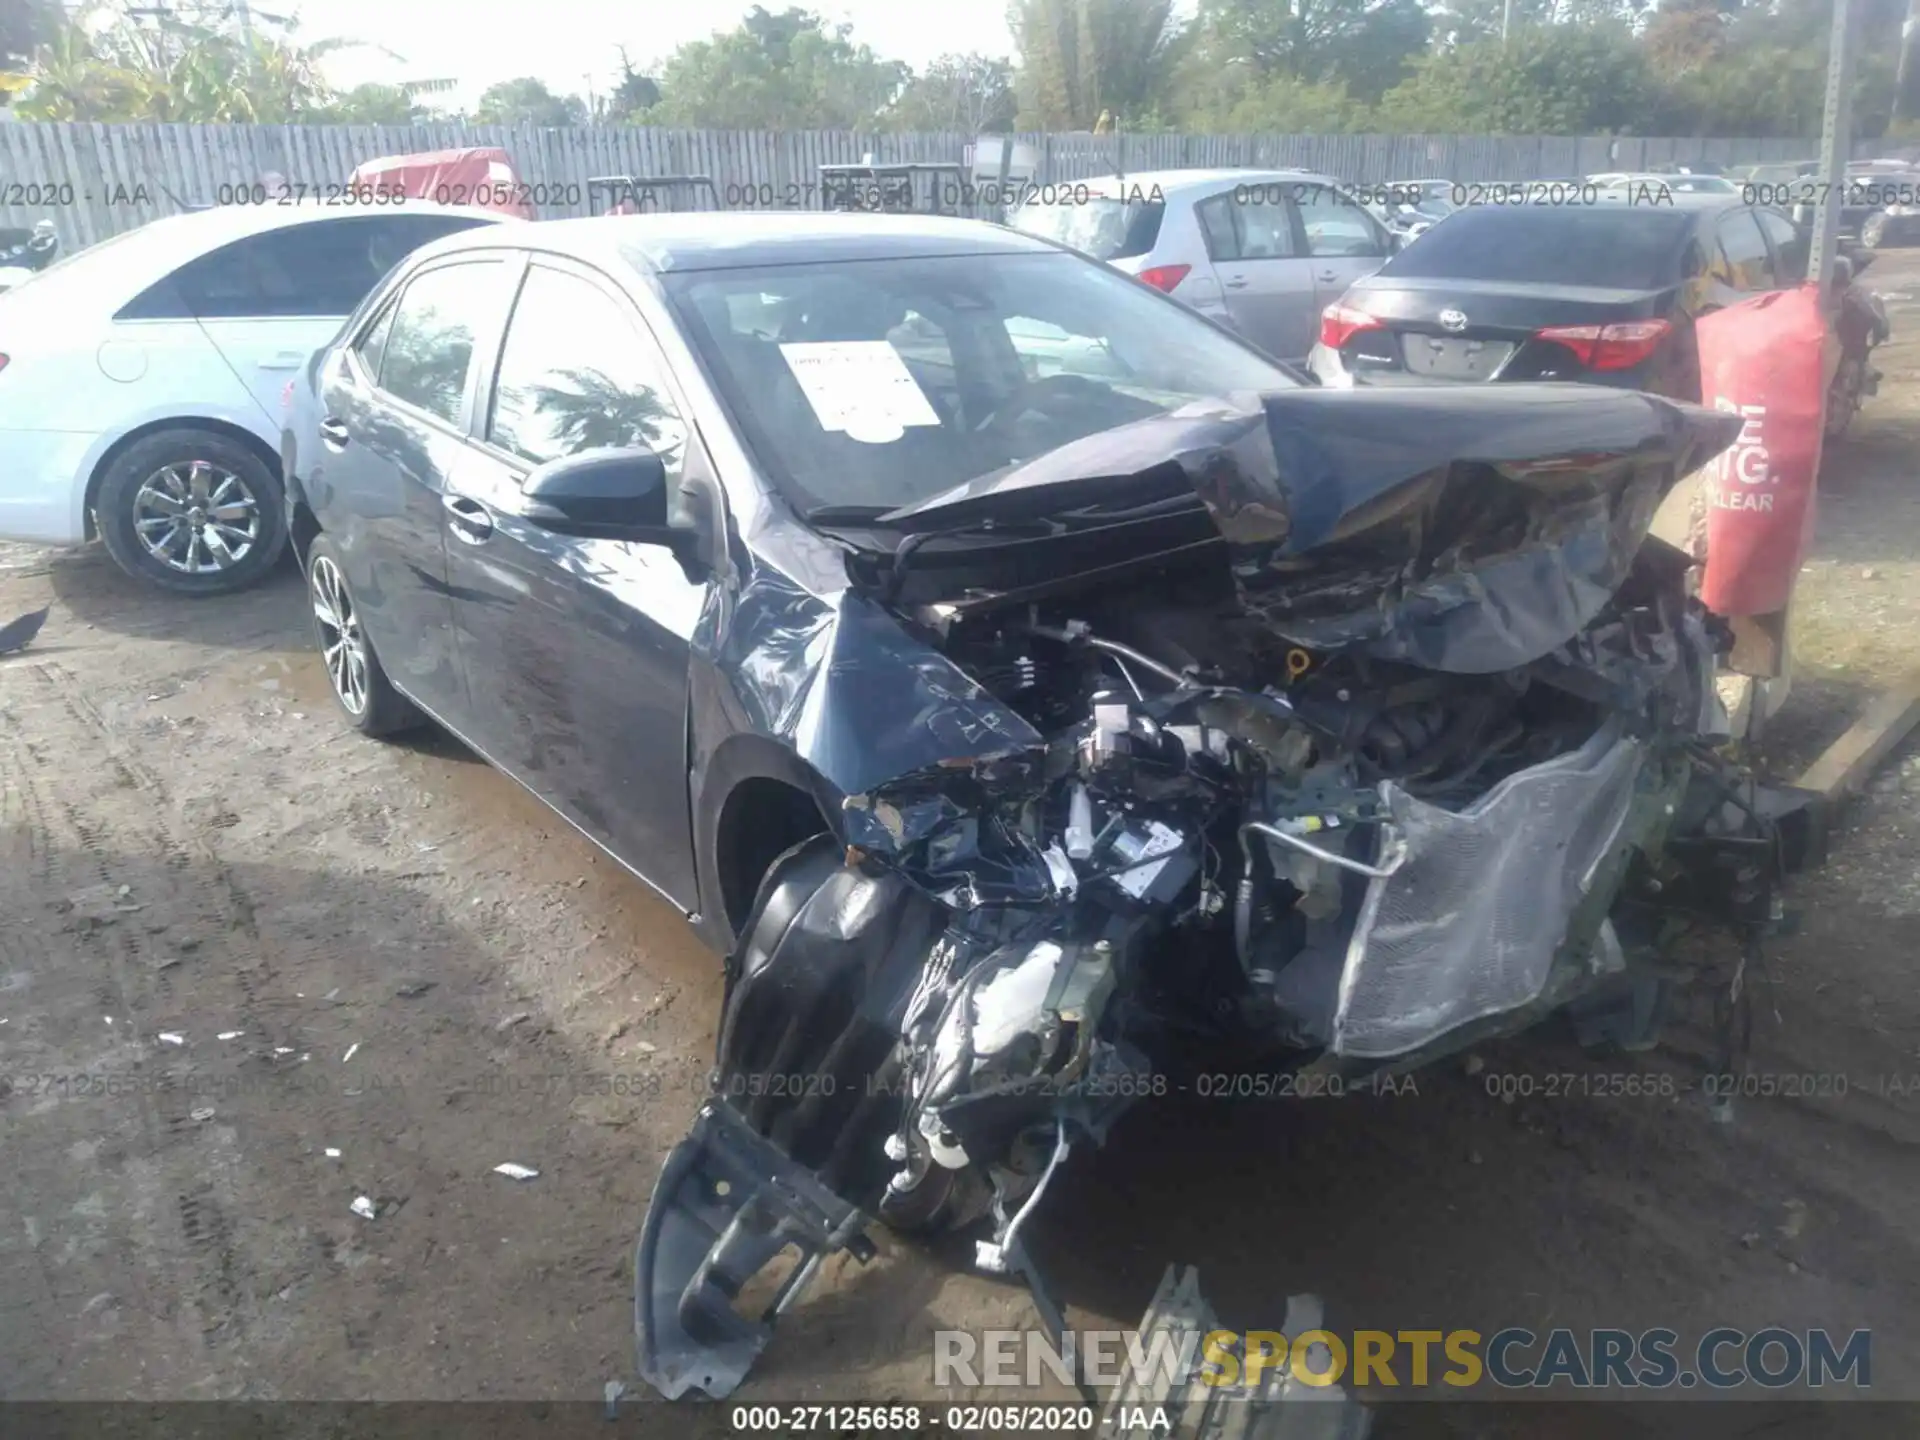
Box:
[5,255,1920,1436]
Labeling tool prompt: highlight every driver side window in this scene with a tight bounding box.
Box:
[486,264,688,475]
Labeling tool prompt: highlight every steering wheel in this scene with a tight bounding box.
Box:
[973,372,1110,433]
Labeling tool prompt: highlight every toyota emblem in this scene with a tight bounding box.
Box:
[1439,308,1469,333]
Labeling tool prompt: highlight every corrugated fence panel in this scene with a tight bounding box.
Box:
[0,122,1884,243]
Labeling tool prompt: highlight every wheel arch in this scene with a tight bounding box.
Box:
[693,732,841,954]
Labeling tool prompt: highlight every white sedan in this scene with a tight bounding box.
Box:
[0,198,506,593]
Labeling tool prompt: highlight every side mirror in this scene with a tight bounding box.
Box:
[521,447,675,543]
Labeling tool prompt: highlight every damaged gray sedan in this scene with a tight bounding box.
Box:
[598,217,1768,1403]
[280,211,1760,1402]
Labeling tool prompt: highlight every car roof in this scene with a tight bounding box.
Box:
[1583,190,1746,212]
[423,209,1059,273]
[118,196,507,264]
[23,198,512,316]
[1056,167,1345,198]
[1423,193,1738,236]
[1593,171,1731,181]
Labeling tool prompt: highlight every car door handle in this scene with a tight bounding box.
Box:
[259,351,306,370]
[319,417,350,450]
[1223,277,1250,290]
[443,493,494,545]
[1316,270,1340,283]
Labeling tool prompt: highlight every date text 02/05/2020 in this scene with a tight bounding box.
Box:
[728,1405,1096,1434]
[701,180,1165,210]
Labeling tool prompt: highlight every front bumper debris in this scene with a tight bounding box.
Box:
[634,1100,877,1400]
[1103,1265,1372,1440]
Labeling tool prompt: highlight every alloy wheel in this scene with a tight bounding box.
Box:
[309,555,369,715]
[132,460,261,574]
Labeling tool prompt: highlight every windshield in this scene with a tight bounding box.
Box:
[1382,206,1693,290]
[1007,198,1164,261]
[664,249,1297,515]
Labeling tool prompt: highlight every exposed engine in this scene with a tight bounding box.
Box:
[807,539,1718,1239]
[635,383,1777,1406]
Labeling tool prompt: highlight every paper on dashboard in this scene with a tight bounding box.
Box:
[778,340,942,445]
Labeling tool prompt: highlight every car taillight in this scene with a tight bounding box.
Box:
[1532,319,1673,371]
[1136,264,1191,293]
[0,354,9,375]
[1319,302,1382,350]
[281,379,295,414]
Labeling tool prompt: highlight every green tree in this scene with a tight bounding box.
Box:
[885,53,1017,132]
[1428,0,1650,47]
[318,80,459,125]
[1009,0,1186,130]
[510,369,682,461]
[475,76,588,127]
[639,7,908,127]
[1658,0,1899,136]
[1178,69,1372,132]
[1376,22,1665,131]
[610,49,661,116]
[1184,0,1429,105]
[18,3,365,121]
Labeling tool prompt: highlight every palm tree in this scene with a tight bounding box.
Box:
[504,368,684,463]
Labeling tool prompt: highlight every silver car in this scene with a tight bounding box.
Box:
[1007,167,1397,364]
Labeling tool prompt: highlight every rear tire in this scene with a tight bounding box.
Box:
[1861,211,1889,250]
[95,428,287,595]
[304,534,423,738]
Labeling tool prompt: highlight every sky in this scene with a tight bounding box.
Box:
[301,0,1019,111]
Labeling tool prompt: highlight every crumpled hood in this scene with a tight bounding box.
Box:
[1197,383,1741,672]
[881,383,1740,674]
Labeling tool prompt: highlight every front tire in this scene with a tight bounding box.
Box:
[95,428,288,595]
[304,535,422,738]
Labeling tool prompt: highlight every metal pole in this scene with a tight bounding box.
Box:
[1897,0,1920,125]
[1807,0,1858,295]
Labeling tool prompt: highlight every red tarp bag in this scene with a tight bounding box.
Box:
[1694,282,1833,617]
[347,148,534,219]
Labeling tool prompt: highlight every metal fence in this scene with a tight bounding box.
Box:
[0,121,1853,246]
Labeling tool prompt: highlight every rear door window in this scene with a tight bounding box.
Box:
[1196,195,1241,260]
[1195,193,1298,261]
[119,214,492,320]
[377,258,512,425]
[1235,198,1298,259]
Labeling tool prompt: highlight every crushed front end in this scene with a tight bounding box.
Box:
[637,385,1759,1400]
